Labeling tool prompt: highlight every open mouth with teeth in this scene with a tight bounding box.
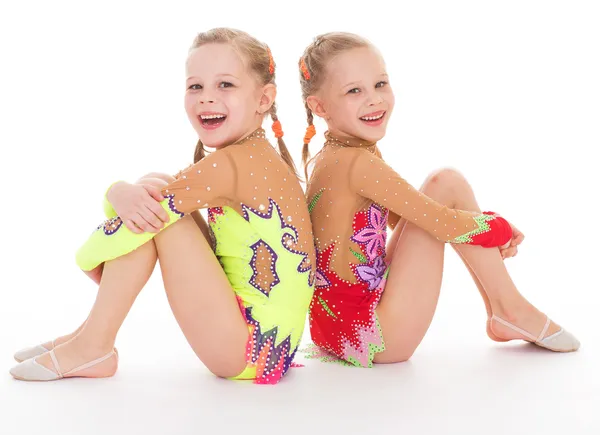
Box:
[199,113,227,130]
[359,111,386,126]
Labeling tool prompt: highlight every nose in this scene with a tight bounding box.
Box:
[197,93,216,105]
[197,97,215,105]
[367,91,384,106]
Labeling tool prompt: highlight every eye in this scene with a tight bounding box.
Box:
[347,87,360,94]
[219,81,234,88]
[375,81,388,88]
[188,84,202,90]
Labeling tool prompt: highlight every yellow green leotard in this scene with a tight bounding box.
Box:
[76,129,316,384]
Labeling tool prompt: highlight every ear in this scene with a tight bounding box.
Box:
[306,95,329,120]
[258,83,277,114]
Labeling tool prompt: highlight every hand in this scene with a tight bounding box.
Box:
[499,221,524,259]
[106,181,170,233]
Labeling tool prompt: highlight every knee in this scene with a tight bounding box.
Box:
[140,172,176,184]
[426,167,466,187]
[422,167,469,205]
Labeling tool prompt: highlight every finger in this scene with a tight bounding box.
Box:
[135,212,157,233]
[125,219,143,234]
[513,232,525,246]
[147,200,170,223]
[130,216,148,233]
[139,206,164,231]
[145,184,165,202]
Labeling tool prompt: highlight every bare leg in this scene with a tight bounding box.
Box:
[30,175,214,363]
[37,317,89,351]
[26,264,102,353]
[453,251,508,342]
[445,172,561,341]
[154,215,248,377]
[34,240,159,376]
[34,214,247,378]
[140,174,247,376]
[374,168,563,364]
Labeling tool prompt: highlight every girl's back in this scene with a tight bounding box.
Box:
[306,134,382,283]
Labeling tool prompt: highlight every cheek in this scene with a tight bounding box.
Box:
[330,99,353,122]
[223,94,244,122]
[340,98,361,123]
[233,91,258,121]
[387,90,395,110]
[184,94,198,120]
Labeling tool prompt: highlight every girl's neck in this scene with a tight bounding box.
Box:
[233,126,266,145]
[215,126,266,149]
[324,130,379,154]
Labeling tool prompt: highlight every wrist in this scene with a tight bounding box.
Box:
[106,181,128,201]
[104,180,126,218]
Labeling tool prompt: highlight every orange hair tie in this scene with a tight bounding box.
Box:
[300,58,310,80]
[303,124,316,144]
[272,120,284,138]
[266,47,275,75]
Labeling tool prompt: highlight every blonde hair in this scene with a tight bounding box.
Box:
[190,28,299,179]
[298,32,372,180]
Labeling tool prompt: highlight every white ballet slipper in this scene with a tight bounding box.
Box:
[492,315,580,352]
[10,349,117,382]
[13,340,55,363]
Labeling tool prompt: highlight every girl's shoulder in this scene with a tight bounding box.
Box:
[314,144,383,169]
[220,134,276,159]
[222,137,290,177]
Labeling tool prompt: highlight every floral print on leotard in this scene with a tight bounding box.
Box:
[304,132,512,367]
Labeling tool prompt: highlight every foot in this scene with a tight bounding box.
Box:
[475,290,510,343]
[14,333,118,363]
[490,303,580,352]
[10,337,118,381]
[13,332,75,363]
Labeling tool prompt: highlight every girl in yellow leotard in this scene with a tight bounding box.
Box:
[11,28,316,385]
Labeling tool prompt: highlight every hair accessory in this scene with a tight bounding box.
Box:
[300,58,310,80]
[267,47,275,75]
[272,120,284,138]
[304,124,316,144]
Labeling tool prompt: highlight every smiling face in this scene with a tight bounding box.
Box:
[184,43,267,148]
[308,46,394,142]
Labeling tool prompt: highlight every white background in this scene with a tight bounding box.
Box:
[1,1,599,434]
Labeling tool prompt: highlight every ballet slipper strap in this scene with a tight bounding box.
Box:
[492,315,537,341]
[63,351,115,377]
[537,317,551,342]
[540,328,564,341]
[49,350,64,378]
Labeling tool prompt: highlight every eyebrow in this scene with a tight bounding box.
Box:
[342,81,360,89]
[186,73,240,82]
[341,73,389,89]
